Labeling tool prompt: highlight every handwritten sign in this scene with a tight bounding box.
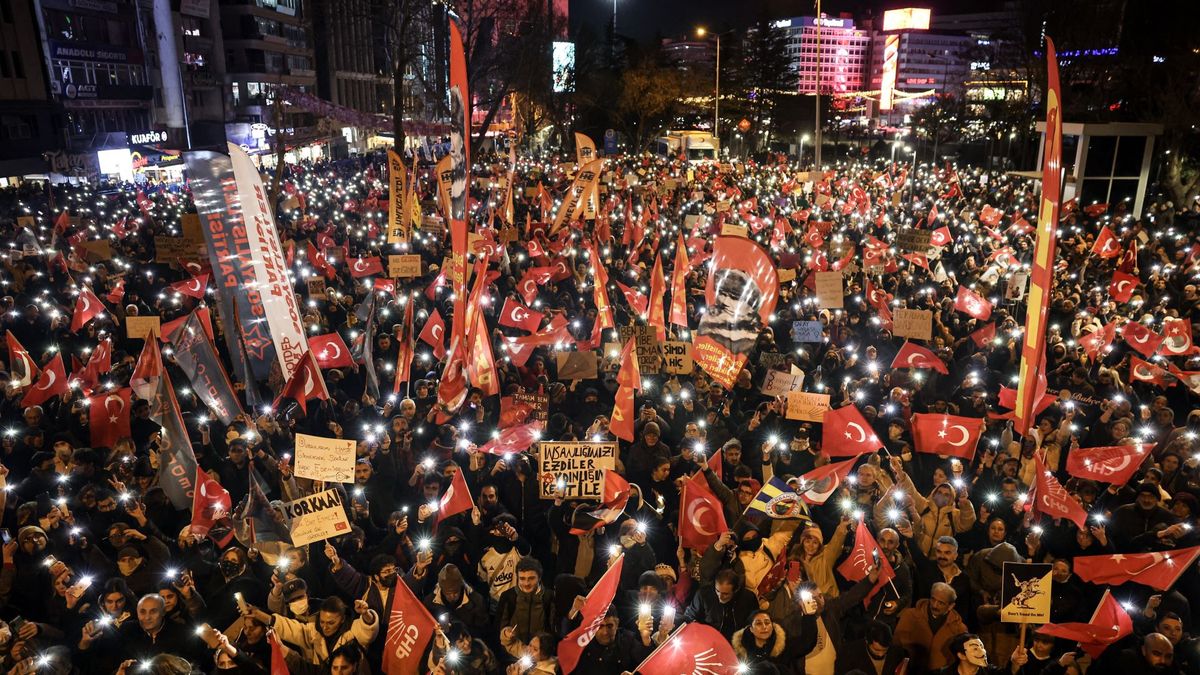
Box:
[761,371,806,397]
[80,240,112,261]
[661,341,693,374]
[777,267,797,284]
[896,229,933,254]
[284,489,352,546]
[294,433,356,483]
[537,442,617,500]
[556,351,599,381]
[720,224,748,238]
[16,216,35,229]
[814,271,844,308]
[307,278,326,299]
[791,321,824,343]
[601,342,623,373]
[786,392,831,422]
[894,309,933,341]
[759,351,787,371]
[617,325,661,374]
[125,315,161,340]
[181,213,204,243]
[389,254,422,278]
[513,392,549,422]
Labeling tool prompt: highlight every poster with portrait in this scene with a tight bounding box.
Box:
[694,236,779,389]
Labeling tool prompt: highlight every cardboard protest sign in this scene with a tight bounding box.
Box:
[556,351,599,381]
[294,433,356,483]
[617,325,662,374]
[284,489,352,546]
[181,213,204,243]
[513,392,549,421]
[16,216,35,229]
[814,271,844,308]
[894,309,933,341]
[786,392,831,422]
[759,351,787,371]
[661,341,693,374]
[126,315,161,340]
[389,254,422,278]
[80,240,112,261]
[999,562,1052,623]
[307,278,326,299]
[791,321,823,343]
[896,229,933,253]
[761,371,806,397]
[720,224,748,238]
[537,442,617,500]
[777,268,797,284]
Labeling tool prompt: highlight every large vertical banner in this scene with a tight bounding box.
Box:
[387,149,409,243]
[880,34,900,112]
[185,145,314,385]
[1014,38,1062,438]
[694,236,779,389]
[550,158,604,233]
[152,362,199,510]
[437,18,471,414]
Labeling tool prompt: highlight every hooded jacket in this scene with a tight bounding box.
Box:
[884,478,977,557]
[268,609,379,665]
[799,522,849,599]
[732,624,789,674]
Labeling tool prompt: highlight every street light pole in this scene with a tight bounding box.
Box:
[715,34,721,147]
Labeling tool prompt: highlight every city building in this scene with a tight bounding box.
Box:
[774,15,871,95]
[660,38,714,72]
[0,0,61,180]
[867,31,974,106]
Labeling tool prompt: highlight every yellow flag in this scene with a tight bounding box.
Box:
[551,158,605,234]
[386,149,408,243]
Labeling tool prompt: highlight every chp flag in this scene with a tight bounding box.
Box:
[999,562,1052,623]
[633,623,740,675]
[559,554,624,674]
[383,576,437,675]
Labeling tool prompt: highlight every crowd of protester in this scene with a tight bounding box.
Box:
[0,141,1196,675]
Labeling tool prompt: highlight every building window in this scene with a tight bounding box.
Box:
[10,51,23,78]
[0,52,9,78]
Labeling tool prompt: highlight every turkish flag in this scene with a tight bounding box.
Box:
[272,351,330,415]
[499,396,536,429]
[6,331,38,390]
[22,354,67,407]
[615,281,649,317]
[1040,591,1132,660]
[1092,226,1121,258]
[1065,444,1150,486]
[912,413,984,460]
[997,386,1057,418]
[349,255,384,278]
[979,204,1004,227]
[560,555,626,674]
[517,266,555,305]
[634,623,739,675]
[436,467,475,524]
[954,285,992,321]
[1031,456,1088,529]
[373,278,396,296]
[866,281,893,311]
[1130,356,1170,387]
[1109,270,1139,302]
[1073,545,1200,591]
[70,287,105,332]
[1158,317,1195,357]
[926,204,939,227]
[169,273,209,299]
[707,449,724,480]
[610,385,636,442]
[1079,323,1116,359]
[1009,215,1033,236]
[797,456,860,505]
[306,241,333,278]
[309,333,354,369]
[1084,202,1109,217]
[902,252,929,270]
[88,387,132,449]
[1122,321,1163,357]
[476,420,543,456]
[569,471,631,535]
[76,338,112,394]
[822,405,883,457]
[970,322,996,348]
[498,298,544,332]
[383,577,437,675]
[418,309,446,360]
[190,466,233,540]
[105,279,125,305]
[930,226,952,247]
[1118,240,1138,274]
[891,341,949,375]
[837,519,896,607]
[679,472,728,551]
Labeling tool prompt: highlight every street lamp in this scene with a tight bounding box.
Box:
[799,133,810,164]
[696,27,731,151]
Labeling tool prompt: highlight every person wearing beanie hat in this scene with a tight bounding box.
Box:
[796,518,852,599]
[624,420,671,487]
[426,563,490,635]
[1109,481,1181,551]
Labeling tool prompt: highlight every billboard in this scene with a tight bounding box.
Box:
[882,8,931,32]
[880,34,900,111]
[553,41,575,93]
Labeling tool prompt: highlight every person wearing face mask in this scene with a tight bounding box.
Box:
[477,514,529,607]
[903,481,978,559]
[268,578,319,624]
[208,548,269,628]
[934,632,1028,675]
[423,564,489,636]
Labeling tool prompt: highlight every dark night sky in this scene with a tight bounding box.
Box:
[569,0,1004,43]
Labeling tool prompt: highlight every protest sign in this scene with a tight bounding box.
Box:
[786,392,831,422]
[16,216,35,229]
[537,442,617,500]
[1000,562,1052,623]
[894,309,933,341]
[513,392,549,421]
[181,213,204,243]
[126,315,161,340]
[80,240,112,261]
[307,278,326,299]
[294,433,356,483]
[617,325,662,374]
[777,267,797,284]
[556,351,599,381]
[759,351,788,371]
[896,229,933,253]
[284,489,352,546]
[389,254,422,278]
[814,271,844,308]
[720,224,748,238]
[761,371,806,397]
[791,321,824,343]
[661,341,693,374]
[1006,272,1029,301]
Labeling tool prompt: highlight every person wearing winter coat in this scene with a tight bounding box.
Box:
[796,517,850,599]
[699,519,801,595]
[893,583,970,673]
[732,611,791,675]
[497,557,555,650]
[241,596,379,666]
[424,564,491,637]
[683,569,760,640]
[884,479,976,558]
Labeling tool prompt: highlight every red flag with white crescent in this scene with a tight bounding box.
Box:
[821,405,883,457]
[309,333,355,369]
[1091,226,1121,258]
[272,351,330,415]
[796,456,860,505]
[1073,546,1200,591]
[169,273,209,299]
[911,413,984,460]
[419,309,446,360]
[679,472,728,551]
[22,354,67,407]
[499,298,544,332]
[88,387,132,449]
[5,331,38,390]
[436,466,475,524]
[890,342,949,375]
[1122,320,1163,357]
[70,287,105,332]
